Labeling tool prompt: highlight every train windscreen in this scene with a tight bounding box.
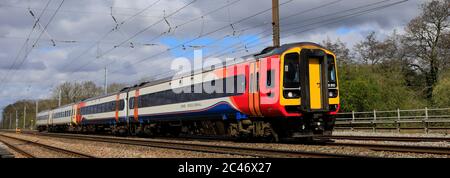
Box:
[327,55,337,88]
[283,53,301,98]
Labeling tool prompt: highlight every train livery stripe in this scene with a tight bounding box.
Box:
[115,94,120,122]
[248,63,257,116]
[254,61,263,116]
[76,102,85,124]
[137,101,234,118]
[134,89,139,122]
[72,105,76,125]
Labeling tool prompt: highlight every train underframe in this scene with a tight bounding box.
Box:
[41,113,335,142]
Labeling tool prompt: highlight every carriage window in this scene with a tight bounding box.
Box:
[129,97,134,109]
[256,72,259,91]
[120,100,125,110]
[283,53,300,88]
[267,70,273,87]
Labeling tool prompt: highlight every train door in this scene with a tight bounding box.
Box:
[133,89,139,123]
[71,105,77,125]
[125,92,129,124]
[74,102,85,125]
[299,49,329,112]
[127,89,139,126]
[115,94,120,123]
[48,111,53,127]
[308,58,322,109]
[248,61,262,117]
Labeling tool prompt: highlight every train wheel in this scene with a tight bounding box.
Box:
[215,121,226,136]
[264,127,279,142]
[118,128,128,136]
[143,127,154,137]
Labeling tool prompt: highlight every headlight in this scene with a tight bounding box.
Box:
[328,89,338,98]
[283,90,300,98]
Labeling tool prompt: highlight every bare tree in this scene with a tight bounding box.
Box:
[354,31,385,65]
[52,82,80,105]
[322,37,353,66]
[80,81,103,98]
[402,0,449,100]
[52,81,103,105]
[107,83,127,93]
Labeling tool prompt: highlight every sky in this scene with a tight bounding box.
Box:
[0,0,427,121]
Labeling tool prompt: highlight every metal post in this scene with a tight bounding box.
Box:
[104,67,108,95]
[424,107,428,134]
[23,105,26,129]
[397,108,401,133]
[58,89,62,107]
[35,100,38,130]
[9,113,12,129]
[15,109,18,131]
[351,111,355,131]
[373,110,377,133]
[272,0,280,47]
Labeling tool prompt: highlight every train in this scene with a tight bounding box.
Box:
[36,42,340,141]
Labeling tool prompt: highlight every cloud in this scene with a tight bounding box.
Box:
[0,0,425,121]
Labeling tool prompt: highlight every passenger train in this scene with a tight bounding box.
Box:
[36,42,340,141]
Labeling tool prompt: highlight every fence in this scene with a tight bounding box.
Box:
[334,107,450,134]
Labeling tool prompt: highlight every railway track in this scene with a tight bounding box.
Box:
[4,130,449,157]
[130,134,450,156]
[324,142,450,155]
[0,134,95,158]
[322,135,450,142]
[0,139,35,158]
[35,132,370,158]
[7,129,450,143]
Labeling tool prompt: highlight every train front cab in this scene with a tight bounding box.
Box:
[279,45,340,138]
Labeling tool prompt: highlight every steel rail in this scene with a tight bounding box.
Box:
[0,133,95,158]
[0,138,35,158]
[8,130,449,156]
[322,135,450,142]
[36,132,370,158]
[325,142,450,155]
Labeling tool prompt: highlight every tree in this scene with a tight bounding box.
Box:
[52,81,103,105]
[402,0,449,100]
[107,83,127,93]
[2,100,37,129]
[322,37,353,66]
[339,64,425,112]
[433,70,450,107]
[80,81,103,98]
[52,82,79,105]
[354,31,385,65]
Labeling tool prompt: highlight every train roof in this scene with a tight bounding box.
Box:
[38,103,75,114]
[255,42,326,57]
[81,91,121,102]
[125,42,328,90]
[49,42,329,106]
[37,110,51,114]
